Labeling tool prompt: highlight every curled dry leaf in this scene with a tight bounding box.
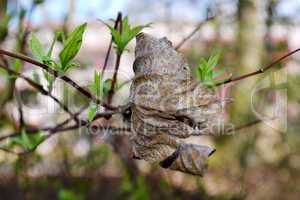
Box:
[130,33,226,176]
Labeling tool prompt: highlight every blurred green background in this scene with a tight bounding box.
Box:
[0,0,300,199]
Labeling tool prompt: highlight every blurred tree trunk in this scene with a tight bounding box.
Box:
[0,0,6,18]
[230,0,264,125]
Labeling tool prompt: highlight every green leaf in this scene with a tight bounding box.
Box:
[47,33,57,57]
[29,33,45,62]
[21,129,34,150]
[56,31,66,43]
[43,71,55,92]
[13,59,22,72]
[59,23,87,71]
[63,60,80,72]
[9,130,46,151]
[104,16,150,55]
[207,53,220,70]
[103,79,112,97]
[88,104,98,122]
[94,71,101,98]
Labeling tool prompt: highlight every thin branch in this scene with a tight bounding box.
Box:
[233,119,262,132]
[0,49,115,110]
[175,16,215,50]
[218,48,300,86]
[107,13,123,105]
[0,122,130,155]
[100,12,122,76]
[224,119,262,135]
[0,102,129,143]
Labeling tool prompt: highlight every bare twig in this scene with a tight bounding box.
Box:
[175,16,215,50]
[107,13,123,105]
[218,48,300,86]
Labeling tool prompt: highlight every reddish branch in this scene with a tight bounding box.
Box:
[107,13,123,105]
[100,12,122,77]
[218,48,300,86]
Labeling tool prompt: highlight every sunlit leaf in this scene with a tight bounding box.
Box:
[88,103,98,122]
[59,23,87,71]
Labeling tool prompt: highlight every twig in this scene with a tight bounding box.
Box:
[175,16,215,50]
[224,119,262,135]
[218,48,300,86]
[0,49,115,110]
[0,122,130,155]
[100,12,122,77]
[0,102,129,143]
[107,13,123,105]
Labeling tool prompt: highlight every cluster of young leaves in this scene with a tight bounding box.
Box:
[8,129,46,152]
[104,16,151,55]
[194,53,231,87]
[29,23,87,92]
[87,71,127,122]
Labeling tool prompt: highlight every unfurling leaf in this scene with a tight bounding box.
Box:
[103,16,151,55]
[88,103,98,122]
[194,52,231,87]
[9,129,46,151]
[59,23,87,71]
